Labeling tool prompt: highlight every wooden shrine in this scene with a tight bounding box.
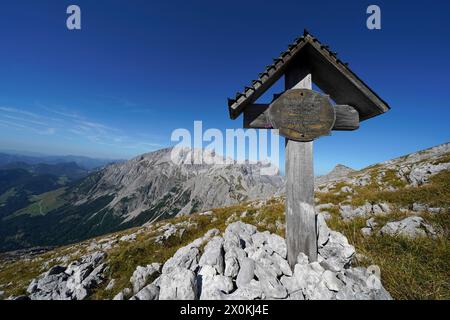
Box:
[227,30,390,268]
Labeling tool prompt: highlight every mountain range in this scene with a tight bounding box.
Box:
[0,148,283,251]
[0,142,448,300]
[0,151,119,170]
[1,143,448,253]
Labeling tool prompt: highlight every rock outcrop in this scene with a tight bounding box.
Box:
[130,263,161,294]
[113,221,391,300]
[26,251,106,300]
[315,164,356,186]
[317,143,450,194]
[339,203,391,221]
[379,216,437,239]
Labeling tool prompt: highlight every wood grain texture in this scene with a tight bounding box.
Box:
[229,34,390,120]
[268,89,335,141]
[243,103,360,131]
[285,67,318,268]
[333,105,360,130]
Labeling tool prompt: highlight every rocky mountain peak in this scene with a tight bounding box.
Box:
[70,147,284,230]
[329,164,355,176]
[315,164,355,186]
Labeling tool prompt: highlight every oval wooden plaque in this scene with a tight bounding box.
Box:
[267,89,335,141]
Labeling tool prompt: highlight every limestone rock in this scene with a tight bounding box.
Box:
[267,234,287,259]
[199,236,225,274]
[254,263,287,299]
[318,231,355,271]
[161,230,219,274]
[379,216,436,238]
[361,217,378,236]
[236,258,255,288]
[222,280,263,300]
[27,251,106,300]
[409,162,450,186]
[159,267,198,300]
[198,268,234,300]
[133,284,159,300]
[130,263,161,293]
[317,213,331,247]
[119,233,137,242]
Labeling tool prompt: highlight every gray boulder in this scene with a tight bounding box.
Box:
[412,203,427,212]
[27,251,106,300]
[222,280,263,300]
[224,252,240,278]
[133,284,160,300]
[159,267,198,300]
[361,217,378,236]
[119,233,137,242]
[198,266,234,300]
[113,287,132,300]
[130,263,161,293]
[379,216,436,238]
[254,263,287,299]
[199,237,225,274]
[267,234,287,259]
[105,279,116,291]
[318,230,355,271]
[409,162,450,186]
[113,221,392,301]
[236,258,255,288]
[162,228,220,275]
[317,213,331,247]
[162,244,200,274]
[339,203,372,220]
[224,221,257,249]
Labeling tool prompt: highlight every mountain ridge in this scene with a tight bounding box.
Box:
[0,142,448,300]
[0,147,283,251]
[0,143,448,252]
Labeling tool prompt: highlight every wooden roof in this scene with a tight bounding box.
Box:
[228,30,390,121]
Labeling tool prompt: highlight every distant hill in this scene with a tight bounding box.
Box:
[0,161,92,244]
[0,162,88,180]
[315,164,356,186]
[0,152,120,170]
[0,168,66,222]
[0,148,283,251]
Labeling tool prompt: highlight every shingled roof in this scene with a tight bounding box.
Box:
[228,30,390,121]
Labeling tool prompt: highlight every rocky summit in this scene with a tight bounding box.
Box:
[14,220,392,301]
[315,164,356,186]
[0,142,448,300]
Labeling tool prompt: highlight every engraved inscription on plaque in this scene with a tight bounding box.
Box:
[267,89,336,141]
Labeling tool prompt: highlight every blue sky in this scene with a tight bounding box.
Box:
[0,0,449,174]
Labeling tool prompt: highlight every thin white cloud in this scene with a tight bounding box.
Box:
[0,119,56,135]
[2,114,48,126]
[0,119,29,129]
[36,103,84,120]
[0,106,43,119]
[0,104,163,155]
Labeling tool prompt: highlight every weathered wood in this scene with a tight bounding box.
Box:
[285,138,316,267]
[243,102,359,131]
[243,104,270,129]
[267,89,335,141]
[285,67,317,268]
[229,33,390,121]
[333,105,359,130]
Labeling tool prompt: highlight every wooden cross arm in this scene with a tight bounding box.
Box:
[243,103,360,131]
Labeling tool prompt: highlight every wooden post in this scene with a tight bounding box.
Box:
[285,66,318,268]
